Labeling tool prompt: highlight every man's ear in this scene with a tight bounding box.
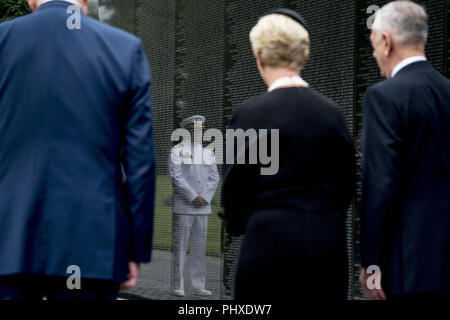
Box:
[27,0,38,12]
[382,32,394,57]
[80,0,89,14]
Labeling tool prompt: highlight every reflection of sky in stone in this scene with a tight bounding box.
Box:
[98,5,115,22]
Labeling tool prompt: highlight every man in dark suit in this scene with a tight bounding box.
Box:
[0,0,156,300]
[360,1,450,300]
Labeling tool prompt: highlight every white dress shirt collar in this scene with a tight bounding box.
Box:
[391,56,427,78]
[268,75,309,92]
[41,0,81,6]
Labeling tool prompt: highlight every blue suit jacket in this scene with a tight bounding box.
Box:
[0,1,156,282]
[361,61,450,295]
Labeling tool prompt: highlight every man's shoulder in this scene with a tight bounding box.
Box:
[368,76,399,91]
[366,75,413,100]
[0,12,31,32]
[368,64,448,98]
[0,11,141,48]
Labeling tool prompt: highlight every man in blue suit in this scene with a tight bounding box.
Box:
[0,0,156,300]
[360,1,450,299]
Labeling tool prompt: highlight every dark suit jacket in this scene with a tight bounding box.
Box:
[222,87,355,234]
[361,61,450,295]
[0,1,156,282]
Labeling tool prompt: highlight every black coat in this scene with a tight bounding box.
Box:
[0,1,156,282]
[222,87,355,300]
[361,61,450,296]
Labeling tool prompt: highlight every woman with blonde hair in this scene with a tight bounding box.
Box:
[222,9,355,300]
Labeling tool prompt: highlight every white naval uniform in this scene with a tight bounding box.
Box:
[169,143,219,291]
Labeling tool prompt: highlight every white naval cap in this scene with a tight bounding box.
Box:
[180,115,205,128]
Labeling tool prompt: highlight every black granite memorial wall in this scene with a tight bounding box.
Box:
[89,0,449,300]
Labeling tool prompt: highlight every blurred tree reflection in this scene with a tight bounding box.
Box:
[0,0,31,23]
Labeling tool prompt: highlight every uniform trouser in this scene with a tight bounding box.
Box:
[172,214,208,291]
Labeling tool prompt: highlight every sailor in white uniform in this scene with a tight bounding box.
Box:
[169,115,219,297]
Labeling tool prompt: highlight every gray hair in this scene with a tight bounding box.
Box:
[372,1,428,47]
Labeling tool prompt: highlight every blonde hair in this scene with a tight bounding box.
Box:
[249,13,310,71]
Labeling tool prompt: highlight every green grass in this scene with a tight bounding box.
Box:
[152,175,223,256]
